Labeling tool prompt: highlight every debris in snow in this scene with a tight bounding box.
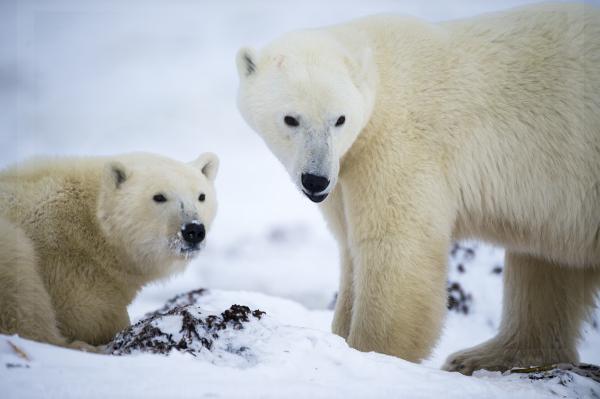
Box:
[328,292,338,311]
[7,341,30,362]
[108,290,266,358]
[446,241,504,314]
[447,281,472,314]
[4,340,31,371]
[147,288,208,316]
[447,242,478,313]
[451,242,475,261]
[5,363,30,369]
[510,363,600,384]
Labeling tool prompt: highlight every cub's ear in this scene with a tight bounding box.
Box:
[236,47,257,79]
[191,152,219,182]
[104,161,128,189]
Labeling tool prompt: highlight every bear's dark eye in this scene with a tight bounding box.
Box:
[335,115,346,127]
[198,193,206,202]
[284,115,299,127]
[153,194,167,203]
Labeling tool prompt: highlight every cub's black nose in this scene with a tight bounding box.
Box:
[301,173,330,193]
[181,223,205,244]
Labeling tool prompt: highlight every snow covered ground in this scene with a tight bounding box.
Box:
[1,0,599,398]
[1,286,599,399]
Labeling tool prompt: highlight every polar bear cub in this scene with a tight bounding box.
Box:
[0,152,218,350]
[236,3,600,374]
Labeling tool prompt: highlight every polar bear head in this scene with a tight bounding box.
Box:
[236,30,377,202]
[97,152,218,276]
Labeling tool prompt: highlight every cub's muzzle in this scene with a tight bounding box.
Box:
[181,222,205,244]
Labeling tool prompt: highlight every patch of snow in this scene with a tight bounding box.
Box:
[2,289,597,399]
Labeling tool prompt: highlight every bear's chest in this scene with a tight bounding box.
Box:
[51,279,130,345]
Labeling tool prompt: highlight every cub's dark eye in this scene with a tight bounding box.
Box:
[284,115,299,127]
[335,115,346,127]
[198,193,206,202]
[153,194,167,203]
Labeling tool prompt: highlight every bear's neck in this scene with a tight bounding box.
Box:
[340,19,455,174]
[62,173,150,302]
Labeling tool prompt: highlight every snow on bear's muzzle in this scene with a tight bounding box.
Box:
[170,220,206,258]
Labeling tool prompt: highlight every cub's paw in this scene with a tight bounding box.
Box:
[66,340,105,353]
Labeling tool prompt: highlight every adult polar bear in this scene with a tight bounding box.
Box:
[236,3,600,374]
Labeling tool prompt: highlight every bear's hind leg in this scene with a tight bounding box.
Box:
[443,252,598,374]
[0,218,74,348]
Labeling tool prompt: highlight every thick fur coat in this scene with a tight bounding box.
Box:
[0,152,218,349]
[236,3,600,373]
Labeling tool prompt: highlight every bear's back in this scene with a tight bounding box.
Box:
[0,158,104,257]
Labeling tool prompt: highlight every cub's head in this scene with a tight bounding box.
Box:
[236,30,376,202]
[97,152,218,276]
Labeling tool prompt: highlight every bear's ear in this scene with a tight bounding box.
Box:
[346,47,374,87]
[105,161,128,189]
[236,47,257,79]
[191,152,219,182]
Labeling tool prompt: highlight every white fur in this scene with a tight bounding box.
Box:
[237,30,377,197]
[237,3,600,372]
[0,152,219,348]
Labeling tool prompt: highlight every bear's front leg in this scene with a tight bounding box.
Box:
[347,232,450,361]
[341,167,453,361]
[320,186,354,339]
[331,248,353,338]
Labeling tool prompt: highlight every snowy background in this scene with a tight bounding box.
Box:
[1,0,599,398]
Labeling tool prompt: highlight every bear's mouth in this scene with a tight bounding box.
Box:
[168,235,204,260]
[302,190,328,203]
[180,245,201,254]
[177,245,202,260]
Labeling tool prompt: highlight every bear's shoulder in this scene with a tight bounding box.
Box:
[0,156,106,182]
[0,157,107,225]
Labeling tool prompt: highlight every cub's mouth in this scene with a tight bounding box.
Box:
[180,245,201,254]
[302,190,328,203]
[169,237,204,259]
[177,243,203,259]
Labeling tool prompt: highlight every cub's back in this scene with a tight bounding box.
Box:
[0,158,104,243]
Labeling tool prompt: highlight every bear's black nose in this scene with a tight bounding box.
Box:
[301,173,330,193]
[181,223,205,244]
